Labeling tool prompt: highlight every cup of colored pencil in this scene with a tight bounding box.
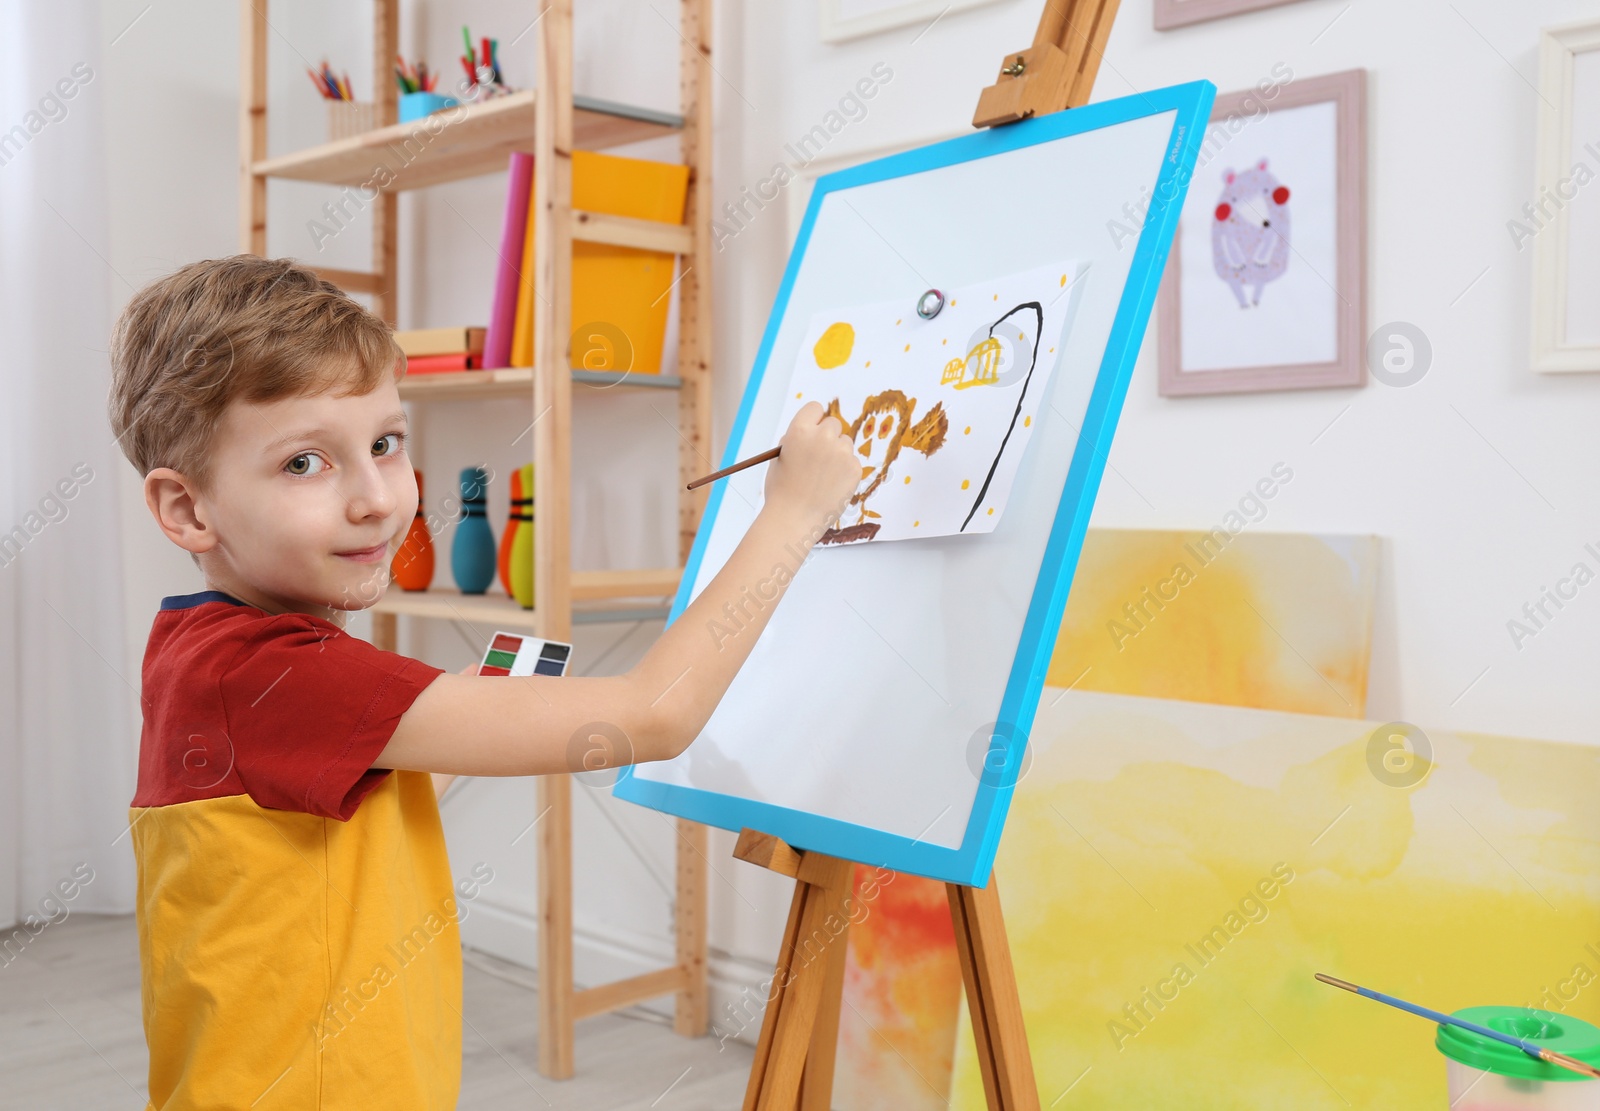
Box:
[395,52,457,123]
[459,25,513,101]
[309,59,374,141]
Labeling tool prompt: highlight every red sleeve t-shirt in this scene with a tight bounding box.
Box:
[129,589,460,1110]
[132,588,446,817]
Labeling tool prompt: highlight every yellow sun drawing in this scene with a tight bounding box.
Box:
[813,322,854,369]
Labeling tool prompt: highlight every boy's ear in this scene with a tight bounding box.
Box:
[144,468,218,555]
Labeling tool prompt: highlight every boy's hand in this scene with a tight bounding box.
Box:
[763,401,862,532]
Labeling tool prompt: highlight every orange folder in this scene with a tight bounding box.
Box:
[510,150,690,374]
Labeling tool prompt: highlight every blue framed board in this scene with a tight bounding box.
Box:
[614,81,1217,887]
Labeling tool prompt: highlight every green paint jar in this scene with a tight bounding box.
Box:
[1437,1007,1600,1110]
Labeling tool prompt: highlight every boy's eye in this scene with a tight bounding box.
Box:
[373,432,406,457]
[285,453,326,477]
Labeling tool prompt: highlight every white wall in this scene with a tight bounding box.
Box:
[104,0,1600,1044]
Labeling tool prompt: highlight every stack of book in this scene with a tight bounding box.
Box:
[482,149,691,374]
[396,326,485,373]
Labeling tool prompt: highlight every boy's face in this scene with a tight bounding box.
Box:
[185,375,415,622]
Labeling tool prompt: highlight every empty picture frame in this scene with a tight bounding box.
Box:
[1532,18,1600,373]
[1153,0,1313,31]
[819,0,1005,43]
[613,81,1216,887]
[1157,68,1367,397]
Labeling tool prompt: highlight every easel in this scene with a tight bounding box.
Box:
[734,3,1120,1107]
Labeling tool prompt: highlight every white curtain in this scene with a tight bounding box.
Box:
[0,0,136,929]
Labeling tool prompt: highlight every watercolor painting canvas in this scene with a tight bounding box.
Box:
[775,260,1087,545]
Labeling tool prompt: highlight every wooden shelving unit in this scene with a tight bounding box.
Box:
[239,0,713,1080]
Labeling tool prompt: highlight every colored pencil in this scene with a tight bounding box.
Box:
[687,447,781,491]
[1315,974,1600,1080]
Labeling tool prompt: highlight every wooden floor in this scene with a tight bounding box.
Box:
[0,913,752,1110]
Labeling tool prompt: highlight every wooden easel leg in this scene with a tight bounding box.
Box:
[948,877,1039,1111]
[743,868,810,1110]
[797,877,851,1111]
[741,852,854,1111]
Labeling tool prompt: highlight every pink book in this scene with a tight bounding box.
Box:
[483,152,534,370]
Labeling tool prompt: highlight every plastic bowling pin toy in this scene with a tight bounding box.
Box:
[509,463,534,609]
[492,464,537,614]
[451,465,497,594]
[391,468,435,591]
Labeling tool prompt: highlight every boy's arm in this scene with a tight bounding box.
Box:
[373,402,860,779]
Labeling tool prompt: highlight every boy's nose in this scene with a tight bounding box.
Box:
[344,464,398,520]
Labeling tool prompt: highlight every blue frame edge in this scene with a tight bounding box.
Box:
[614,80,1219,887]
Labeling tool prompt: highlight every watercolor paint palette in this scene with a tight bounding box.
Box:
[478,631,573,677]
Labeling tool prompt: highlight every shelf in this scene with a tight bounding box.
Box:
[373,567,682,629]
[399,366,683,401]
[253,91,684,193]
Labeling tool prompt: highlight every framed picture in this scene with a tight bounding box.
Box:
[819,0,1006,43]
[1154,0,1314,31]
[1157,68,1366,397]
[1531,18,1600,373]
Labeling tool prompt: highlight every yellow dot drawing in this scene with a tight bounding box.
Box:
[903,475,911,484]
[1049,347,1055,353]
[993,293,998,300]
[987,507,995,515]
[963,425,971,435]
[942,338,948,345]
[864,360,871,367]
[961,479,971,490]
[1059,273,1067,286]
[913,520,920,527]
[895,318,902,325]
[951,298,957,306]
[1024,415,1031,427]
[813,322,854,368]
[795,391,803,398]
[941,337,1001,390]
[904,343,911,352]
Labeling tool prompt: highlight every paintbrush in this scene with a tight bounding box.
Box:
[686,446,781,491]
[1315,973,1600,1080]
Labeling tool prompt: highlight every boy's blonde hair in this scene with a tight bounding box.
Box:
[108,255,402,494]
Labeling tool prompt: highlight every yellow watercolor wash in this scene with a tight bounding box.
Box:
[814,322,854,368]
[1044,529,1378,717]
[950,692,1600,1110]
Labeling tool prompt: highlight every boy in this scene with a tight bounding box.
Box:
[108,255,861,1109]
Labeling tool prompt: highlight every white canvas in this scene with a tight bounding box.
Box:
[775,260,1086,545]
[629,109,1177,850]
[1177,100,1340,372]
